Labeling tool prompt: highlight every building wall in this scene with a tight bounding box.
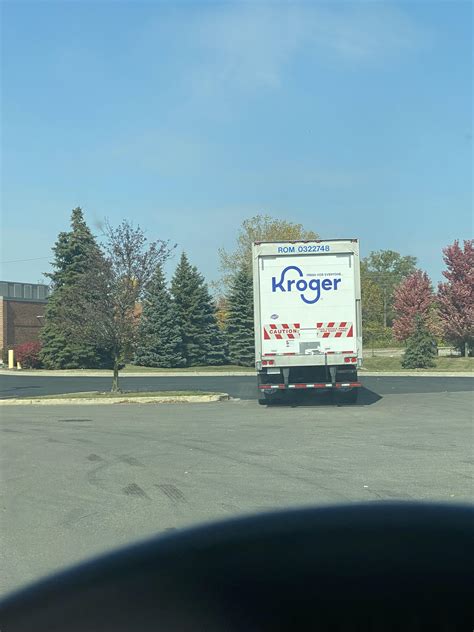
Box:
[0,299,5,351]
[1,300,47,349]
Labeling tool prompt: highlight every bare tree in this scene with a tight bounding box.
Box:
[217,214,318,294]
[60,220,175,391]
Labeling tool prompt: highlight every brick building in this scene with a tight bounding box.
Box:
[0,281,49,353]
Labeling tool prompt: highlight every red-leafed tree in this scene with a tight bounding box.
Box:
[437,240,474,357]
[392,270,437,342]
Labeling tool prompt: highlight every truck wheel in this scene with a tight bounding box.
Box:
[257,372,283,405]
[258,390,283,405]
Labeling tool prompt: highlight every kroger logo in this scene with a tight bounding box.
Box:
[271,266,341,304]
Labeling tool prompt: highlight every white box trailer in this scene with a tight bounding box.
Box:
[252,239,362,404]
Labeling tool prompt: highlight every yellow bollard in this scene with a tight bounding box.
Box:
[17,361,22,370]
[8,349,14,369]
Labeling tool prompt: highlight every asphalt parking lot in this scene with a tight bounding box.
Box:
[1,386,472,596]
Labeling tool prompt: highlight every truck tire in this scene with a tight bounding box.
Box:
[333,368,359,405]
[258,390,283,405]
[257,372,283,405]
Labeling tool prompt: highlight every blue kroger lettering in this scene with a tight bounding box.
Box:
[271,265,341,304]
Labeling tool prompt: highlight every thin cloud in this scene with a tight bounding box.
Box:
[188,2,430,94]
[193,4,303,90]
[311,3,430,62]
[96,3,431,180]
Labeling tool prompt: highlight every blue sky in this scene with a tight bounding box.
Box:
[1,0,472,286]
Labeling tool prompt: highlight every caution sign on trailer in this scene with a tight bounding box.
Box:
[263,323,301,340]
[315,322,353,338]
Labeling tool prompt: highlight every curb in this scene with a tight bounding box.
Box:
[360,371,473,378]
[0,393,230,406]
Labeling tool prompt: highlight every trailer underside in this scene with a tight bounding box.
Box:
[257,364,361,404]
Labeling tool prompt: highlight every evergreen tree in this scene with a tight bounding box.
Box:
[134,266,184,367]
[225,267,254,366]
[40,208,113,369]
[52,220,175,391]
[171,253,227,366]
[401,315,437,369]
[203,288,228,366]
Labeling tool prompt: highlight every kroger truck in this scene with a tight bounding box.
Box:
[252,239,362,404]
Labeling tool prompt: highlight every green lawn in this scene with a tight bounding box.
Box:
[8,357,472,375]
[33,391,218,400]
[128,358,472,373]
[361,356,473,372]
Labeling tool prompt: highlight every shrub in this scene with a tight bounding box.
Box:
[15,341,43,369]
[401,316,437,369]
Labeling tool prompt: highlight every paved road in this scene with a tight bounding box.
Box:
[1,388,472,596]
[0,373,472,401]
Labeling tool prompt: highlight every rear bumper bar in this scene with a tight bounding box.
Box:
[258,382,362,390]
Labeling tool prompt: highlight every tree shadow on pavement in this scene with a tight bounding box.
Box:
[0,385,42,398]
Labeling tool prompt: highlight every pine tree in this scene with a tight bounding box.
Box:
[134,266,184,367]
[40,208,113,369]
[51,220,175,391]
[401,315,437,369]
[225,267,254,366]
[202,285,228,366]
[171,253,227,366]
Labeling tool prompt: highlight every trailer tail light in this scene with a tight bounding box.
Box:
[351,357,357,363]
[344,356,357,363]
[262,359,275,366]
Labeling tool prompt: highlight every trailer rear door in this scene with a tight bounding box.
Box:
[257,251,358,358]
